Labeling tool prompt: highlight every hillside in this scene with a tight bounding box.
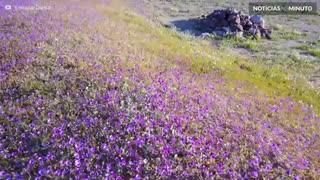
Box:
[0,0,319,179]
[141,0,320,88]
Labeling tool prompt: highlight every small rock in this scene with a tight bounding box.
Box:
[201,32,211,38]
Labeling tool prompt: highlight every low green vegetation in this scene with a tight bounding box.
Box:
[294,44,320,57]
[309,49,320,57]
[295,44,312,51]
[218,36,261,52]
[288,15,300,20]
[273,29,302,40]
[238,40,260,51]
[307,19,318,25]
[272,24,284,31]
[163,21,319,112]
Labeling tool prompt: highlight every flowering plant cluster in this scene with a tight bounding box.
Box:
[0,1,319,179]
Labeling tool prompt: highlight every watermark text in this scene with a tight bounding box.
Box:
[249,2,317,15]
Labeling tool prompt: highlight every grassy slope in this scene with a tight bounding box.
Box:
[97,2,320,115]
[1,1,319,178]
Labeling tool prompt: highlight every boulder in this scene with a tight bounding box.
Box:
[250,15,265,28]
[198,8,271,40]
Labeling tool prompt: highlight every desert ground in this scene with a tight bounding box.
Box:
[139,0,320,87]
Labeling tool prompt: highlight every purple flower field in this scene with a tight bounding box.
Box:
[0,1,319,179]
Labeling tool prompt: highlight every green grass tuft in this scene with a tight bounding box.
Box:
[294,44,320,57]
[275,30,301,40]
[309,49,320,57]
[272,24,284,31]
[219,37,260,52]
[294,44,312,51]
